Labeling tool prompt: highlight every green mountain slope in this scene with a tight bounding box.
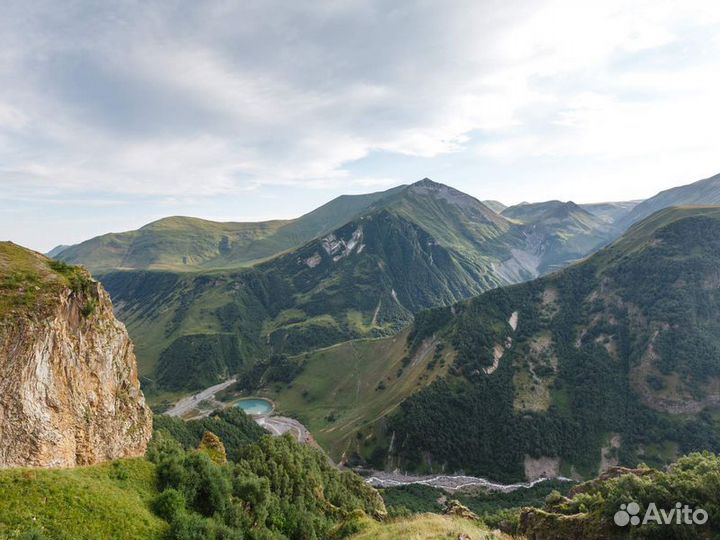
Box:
[579,200,639,224]
[46,244,70,258]
[81,179,626,395]
[258,328,454,462]
[618,171,720,228]
[482,200,508,213]
[0,458,168,540]
[55,186,406,273]
[0,407,387,540]
[102,181,522,393]
[384,206,720,481]
[519,452,720,540]
[350,513,510,540]
[501,200,615,273]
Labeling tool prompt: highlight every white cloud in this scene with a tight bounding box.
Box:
[0,0,719,207]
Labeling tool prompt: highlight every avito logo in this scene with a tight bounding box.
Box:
[614,501,708,527]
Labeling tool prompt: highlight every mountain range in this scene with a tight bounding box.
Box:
[50,172,720,405]
[385,205,720,481]
[56,178,622,393]
[4,170,720,540]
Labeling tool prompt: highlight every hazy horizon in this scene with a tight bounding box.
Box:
[4,172,709,253]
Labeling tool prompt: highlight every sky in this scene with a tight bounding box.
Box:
[1,1,720,252]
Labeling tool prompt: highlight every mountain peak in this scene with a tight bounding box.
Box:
[410,177,445,189]
[404,178,505,221]
[407,177,470,199]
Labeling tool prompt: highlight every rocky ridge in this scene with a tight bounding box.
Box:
[0,242,152,467]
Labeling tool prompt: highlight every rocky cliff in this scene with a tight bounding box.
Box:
[0,242,152,467]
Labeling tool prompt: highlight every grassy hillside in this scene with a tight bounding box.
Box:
[56,186,406,273]
[0,459,168,540]
[0,241,94,317]
[580,200,639,224]
[349,513,510,540]
[260,329,454,462]
[377,207,720,481]
[619,171,720,228]
[0,406,388,540]
[482,200,508,213]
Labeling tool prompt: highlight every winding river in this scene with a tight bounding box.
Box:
[358,469,574,493]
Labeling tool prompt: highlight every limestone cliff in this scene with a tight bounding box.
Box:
[0,242,152,468]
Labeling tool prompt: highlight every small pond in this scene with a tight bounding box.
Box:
[236,398,273,416]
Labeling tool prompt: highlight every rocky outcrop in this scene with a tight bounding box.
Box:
[0,248,152,468]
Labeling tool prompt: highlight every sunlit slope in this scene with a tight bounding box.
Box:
[98,179,623,395]
[502,200,615,272]
[56,186,406,273]
[350,513,510,540]
[262,329,454,462]
[0,459,168,540]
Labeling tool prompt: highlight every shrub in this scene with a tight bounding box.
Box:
[154,488,186,521]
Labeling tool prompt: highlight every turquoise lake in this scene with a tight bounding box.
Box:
[236,398,273,416]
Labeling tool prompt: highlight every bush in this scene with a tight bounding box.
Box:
[154,488,186,521]
[149,429,386,540]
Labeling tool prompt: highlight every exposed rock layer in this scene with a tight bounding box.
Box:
[0,253,152,468]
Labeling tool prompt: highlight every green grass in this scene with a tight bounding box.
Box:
[57,186,408,274]
[261,308,307,335]
[261,329,452,461]
[346,309,377,333]
[349,513,510,540]
[0,242,91,317]
[0,459,168,540]
[598,205,720,263]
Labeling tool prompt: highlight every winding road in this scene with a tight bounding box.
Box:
[164,378,237,418]
[255,415,310,443]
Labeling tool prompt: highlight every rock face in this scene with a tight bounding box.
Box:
[0,242,152,468]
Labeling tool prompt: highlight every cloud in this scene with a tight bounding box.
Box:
[0,0,719,206]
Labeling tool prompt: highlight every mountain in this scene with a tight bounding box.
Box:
[519,452,720,540]
[55,186,406,273]
[578,200,640,224]
[0,242,152,467]
[482,200,507,213]
[100,179,533,393]
[263,206,720,481]
[46,244,70,258]
[618,171,720,228]
[62,179,628,395]
[501,200,615,273]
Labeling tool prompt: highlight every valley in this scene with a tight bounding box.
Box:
[5,173,720,540]
[145,193,720,489]
[59,178,633,398]
[5,3,720,537]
